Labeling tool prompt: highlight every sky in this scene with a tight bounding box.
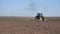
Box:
[0,0,60,17]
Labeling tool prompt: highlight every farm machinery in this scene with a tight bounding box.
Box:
[35,13,46,21]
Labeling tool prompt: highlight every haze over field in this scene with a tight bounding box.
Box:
[0,0,60,16]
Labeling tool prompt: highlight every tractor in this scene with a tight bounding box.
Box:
[35,13,45,21]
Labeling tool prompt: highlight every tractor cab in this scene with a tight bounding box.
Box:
[37,13,43,17]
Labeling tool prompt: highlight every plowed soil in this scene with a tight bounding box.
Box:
[0,17,60,34]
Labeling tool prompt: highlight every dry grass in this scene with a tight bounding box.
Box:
[0,16,60,34]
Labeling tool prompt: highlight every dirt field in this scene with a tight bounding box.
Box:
[0,16,60,34]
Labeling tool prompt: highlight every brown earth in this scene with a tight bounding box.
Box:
[0,16,60,34]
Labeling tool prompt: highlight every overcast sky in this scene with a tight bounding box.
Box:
[0,0,60,17]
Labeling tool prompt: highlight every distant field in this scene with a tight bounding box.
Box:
[0,16,60,34]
